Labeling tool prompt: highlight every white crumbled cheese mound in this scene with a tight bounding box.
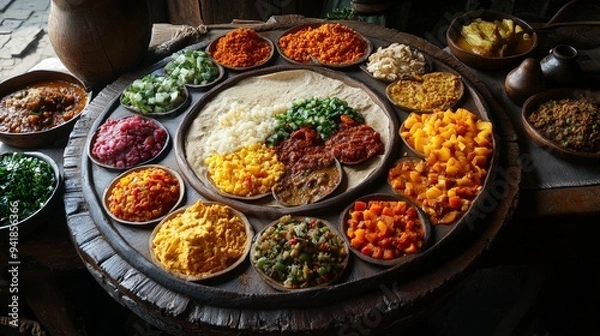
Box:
[366,43,428,82]
[201,102,287,157]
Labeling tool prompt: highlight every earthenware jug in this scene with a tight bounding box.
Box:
[48,0,152,90]
[540,44,581,87]
[504,58,547,106]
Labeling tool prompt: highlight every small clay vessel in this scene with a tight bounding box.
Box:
[504,58,547,106]
[540,44,581,87]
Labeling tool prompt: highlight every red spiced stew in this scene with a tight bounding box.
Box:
[0,80,88,133]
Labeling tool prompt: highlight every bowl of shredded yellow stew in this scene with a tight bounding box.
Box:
[149,200,253,281]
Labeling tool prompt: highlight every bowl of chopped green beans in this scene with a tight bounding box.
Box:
[0,151,61,235]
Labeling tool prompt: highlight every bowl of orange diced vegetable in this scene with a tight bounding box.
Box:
[340,193,431,266]
[102,165,185,225]
[391,108,495,225]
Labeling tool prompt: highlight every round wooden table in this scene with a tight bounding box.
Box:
[63,17,520,335]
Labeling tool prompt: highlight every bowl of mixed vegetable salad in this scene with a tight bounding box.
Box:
[0,152,61,235]
[250,215,349,290]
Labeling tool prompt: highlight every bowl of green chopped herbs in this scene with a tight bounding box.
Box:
[0,151,61,235]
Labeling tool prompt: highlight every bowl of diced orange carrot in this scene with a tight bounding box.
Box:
[339,193,431,266]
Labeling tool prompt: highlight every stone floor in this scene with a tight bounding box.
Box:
[0,0,55,82]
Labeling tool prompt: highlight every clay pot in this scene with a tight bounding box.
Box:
[540,44,581,87]
[504,57,547,106]
[48,0,152,91]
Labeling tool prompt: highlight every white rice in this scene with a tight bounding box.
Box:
[200,102,287,157]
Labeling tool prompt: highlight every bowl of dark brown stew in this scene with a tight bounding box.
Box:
[0,70,90,148]
[522,88,600,160]
[272,159,343,207]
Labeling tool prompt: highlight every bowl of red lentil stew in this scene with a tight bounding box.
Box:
[0,70,91,148]
[102,165,185,225]
[521,88,600,160]
[276,22,373,68]
[339,193,431,267]
[206,28,274,71]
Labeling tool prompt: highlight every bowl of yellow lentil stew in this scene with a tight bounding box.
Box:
[385,72,464,112]
[102,165,185,225]
[149,199,253,282]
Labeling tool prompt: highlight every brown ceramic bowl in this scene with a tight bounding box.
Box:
[521,88,600,160]
[0,70,91,148]
[446,10,538,70]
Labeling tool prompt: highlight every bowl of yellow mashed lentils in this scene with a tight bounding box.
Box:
[149,200,253,281]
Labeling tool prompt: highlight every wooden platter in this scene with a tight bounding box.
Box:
[78,23,502,312]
